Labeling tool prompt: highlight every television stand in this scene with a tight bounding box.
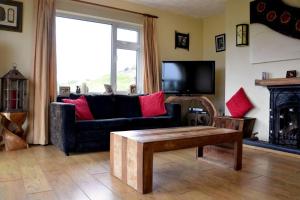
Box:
[174,93,198,97]
[165,96,217,126]
[176,93,190,96]
[187,110,210,126]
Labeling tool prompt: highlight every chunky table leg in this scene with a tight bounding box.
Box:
[137,143,153,194]
[196,147,204,158]
[233,136,243,170]
[111,133,154,194]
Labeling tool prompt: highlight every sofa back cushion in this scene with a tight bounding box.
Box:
[58,93,144,119]
[114,95,142,118]
[70,94,115,119]
[56,96,65,102]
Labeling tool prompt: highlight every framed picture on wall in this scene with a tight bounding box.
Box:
[0,0,23,32]
[215,34,226,52]
[175,31,190,50]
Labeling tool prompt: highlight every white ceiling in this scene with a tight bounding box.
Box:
[121,0,227,18]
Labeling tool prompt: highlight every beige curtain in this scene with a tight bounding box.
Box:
[28,0,57,145]
[143,16,160,94]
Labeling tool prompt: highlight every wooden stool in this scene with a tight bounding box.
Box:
[0,112,28,151]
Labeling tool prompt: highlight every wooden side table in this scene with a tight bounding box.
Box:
[0,112,28,151]
[203,116,256,166]
[214,116,256,138]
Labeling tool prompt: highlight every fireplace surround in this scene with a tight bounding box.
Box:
[269,85,300,149]
[246,78,300,154]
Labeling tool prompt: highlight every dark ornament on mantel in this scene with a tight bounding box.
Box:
[250,0,300,39]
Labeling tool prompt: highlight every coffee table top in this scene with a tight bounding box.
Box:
[111,126,240,143]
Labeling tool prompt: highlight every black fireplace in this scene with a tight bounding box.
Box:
[269,86,300,149]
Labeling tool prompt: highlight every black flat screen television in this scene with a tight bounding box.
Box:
[162,61,215,94]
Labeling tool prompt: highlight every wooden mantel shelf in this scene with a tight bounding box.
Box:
[255,78,300,86]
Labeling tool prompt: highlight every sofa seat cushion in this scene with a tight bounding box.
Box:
[70,94,115,119]
[76,118,130,143]
[76,118,130,131]
[114,95,142,118]
[128,116,174,130]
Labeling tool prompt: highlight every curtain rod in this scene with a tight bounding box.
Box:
[70,0,159,18]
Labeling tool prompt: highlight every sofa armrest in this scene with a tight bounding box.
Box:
[165,103,181,126]
[50,102,76,155]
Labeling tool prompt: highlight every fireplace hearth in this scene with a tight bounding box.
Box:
[269,86,300,149]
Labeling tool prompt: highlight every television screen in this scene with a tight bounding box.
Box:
[162,61,215,94]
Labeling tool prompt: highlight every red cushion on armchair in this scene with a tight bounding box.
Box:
[226,87,254,118]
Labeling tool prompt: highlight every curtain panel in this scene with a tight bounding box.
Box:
[28,0,57,145]
[143,16,160,94]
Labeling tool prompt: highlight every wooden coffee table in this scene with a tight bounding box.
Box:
[110,126,243,194]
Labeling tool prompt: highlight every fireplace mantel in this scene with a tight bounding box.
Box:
[255,78,300,87]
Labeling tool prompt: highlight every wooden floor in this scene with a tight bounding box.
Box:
[0,145,300,200]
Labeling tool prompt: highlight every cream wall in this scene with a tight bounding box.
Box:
[0,0,33,79]
[202,14,226,113]
[225,0,300,141]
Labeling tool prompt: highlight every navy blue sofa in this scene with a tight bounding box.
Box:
[50,93,181,155]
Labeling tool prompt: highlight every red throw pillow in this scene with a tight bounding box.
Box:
[226,87,254,118]
[139,91,167,117]
[62,96,94,120]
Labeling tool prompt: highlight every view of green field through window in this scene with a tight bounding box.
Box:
[56,16,138,93]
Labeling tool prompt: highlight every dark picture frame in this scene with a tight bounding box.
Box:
[175,31,189,50]
[0,0,23,32]
[286,70,297,78]
[215,34,226,52]
[236,24,249,46]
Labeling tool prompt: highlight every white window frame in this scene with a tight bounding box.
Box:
[56,11,143,93]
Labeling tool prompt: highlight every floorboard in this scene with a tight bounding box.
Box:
[0,145,300,200]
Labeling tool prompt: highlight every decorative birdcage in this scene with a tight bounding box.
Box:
[1,66,27,112]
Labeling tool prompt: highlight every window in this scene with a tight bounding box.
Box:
[56,14,142,93]
[116,49,137,91]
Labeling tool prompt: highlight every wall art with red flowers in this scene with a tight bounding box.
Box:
[250,0,300,39]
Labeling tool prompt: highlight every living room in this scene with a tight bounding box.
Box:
[0,0,300,199]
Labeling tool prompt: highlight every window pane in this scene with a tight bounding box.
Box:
[116,49,137,91]
[117,28,138,43]
[56,17,111,93]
